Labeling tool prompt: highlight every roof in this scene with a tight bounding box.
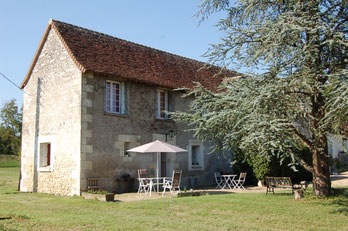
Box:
[21,19,235,90]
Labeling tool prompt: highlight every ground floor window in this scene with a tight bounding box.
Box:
[37,136,55,171]
[188,140,204,170]
[191,145,200,166]
[39,143,51,167]
[123,142,131,157]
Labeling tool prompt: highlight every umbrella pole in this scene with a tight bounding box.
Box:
[157,152,159,193]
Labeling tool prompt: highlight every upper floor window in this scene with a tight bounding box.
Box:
[156,90,168,119]
[106,80,125,114]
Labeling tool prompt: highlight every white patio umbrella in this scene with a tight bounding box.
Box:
[127,140,187,193]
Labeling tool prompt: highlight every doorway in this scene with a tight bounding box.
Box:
[161,152,166,177]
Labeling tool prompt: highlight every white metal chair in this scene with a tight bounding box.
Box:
[162,170,182,196]
[233,172,247,190]
[214,172,224,189]
[137,169,150,194]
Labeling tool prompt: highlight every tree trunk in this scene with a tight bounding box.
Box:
[312,148,331,196]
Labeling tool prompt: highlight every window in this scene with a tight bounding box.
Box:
[39,143,51,167]
[156,90,168,119]
[191,145,200,166]
[188,141,204,170]
[106,80,125,114]
[37,135,55,171]
[124,142,131,157]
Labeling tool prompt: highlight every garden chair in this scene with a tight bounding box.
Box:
[162,170,182,196]
[214,172,224,189]
[137,169,150,194]
[233,172,247,190]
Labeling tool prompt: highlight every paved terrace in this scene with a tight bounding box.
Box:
[113,171,348,202]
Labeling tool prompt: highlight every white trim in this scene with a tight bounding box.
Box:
[37,135,56,172]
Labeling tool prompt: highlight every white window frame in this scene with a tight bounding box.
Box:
[187,140,204,170]
[156,89,168,119]
[106,80,126,114]
[37,135,56,172]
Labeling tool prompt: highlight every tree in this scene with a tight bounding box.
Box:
[173,0,347,196]
[0,99,22,155]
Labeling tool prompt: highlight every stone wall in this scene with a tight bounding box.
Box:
[20,28,81,195]
[328,134,348,159]
[80,73,232,193]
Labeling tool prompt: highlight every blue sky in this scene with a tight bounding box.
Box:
[0,0,226,108]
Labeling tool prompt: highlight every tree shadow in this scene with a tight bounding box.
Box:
[265,192,293,197]
[330,175,348,181]
[201,190,236,195]
[327,198,348,215]
[324,188,348,215]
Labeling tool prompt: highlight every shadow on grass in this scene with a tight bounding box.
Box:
[4,191,20,195]
[264,192,294,197]
[303,188,348,216]
[328,198,348,215]
[202,190,236,195]
[326,188,348,215]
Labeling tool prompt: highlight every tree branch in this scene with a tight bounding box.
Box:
[293,154,314,173]
[285,91,312,97]
[289,124,313,149]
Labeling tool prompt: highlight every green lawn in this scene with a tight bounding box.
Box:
[0,155,20,168]
[0,167,347,231]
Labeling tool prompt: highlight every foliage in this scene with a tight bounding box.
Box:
[0,99,22,155]
[1,167,348,230]
[246,155,271,181]
[233,148,312,184]
[232,148,270,184]
[173,0,347,196]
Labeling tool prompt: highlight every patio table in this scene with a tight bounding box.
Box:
[221,175,237,189]
[143,177,171,196]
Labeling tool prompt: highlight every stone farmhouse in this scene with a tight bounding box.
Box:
[19,19,234,196]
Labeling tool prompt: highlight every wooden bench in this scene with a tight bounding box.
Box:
[265,177,301,195]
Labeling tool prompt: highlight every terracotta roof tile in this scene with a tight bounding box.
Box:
[22,19,237,90]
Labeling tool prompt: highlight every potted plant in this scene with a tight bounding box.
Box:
[188,175,197,189]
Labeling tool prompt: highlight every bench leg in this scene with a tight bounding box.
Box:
[266,186,272,195]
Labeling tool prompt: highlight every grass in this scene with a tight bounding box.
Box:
[0,167,348,231]
[0,155,20,168]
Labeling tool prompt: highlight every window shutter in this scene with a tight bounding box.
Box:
[105,81,111,112]
[47,143,51,166]
[155,91,159,118]
[165,91,169,119]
